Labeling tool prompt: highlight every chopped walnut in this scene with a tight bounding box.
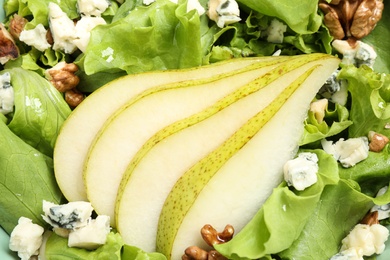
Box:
[46,62,80,92]
[360,211,379,225]
[182,225,232,260]
[368,131,389,152]
[319,0,384,40]
[9,14,28,39]
[201,224,234,247]
[0,23,19,65]
[65,88,84,108]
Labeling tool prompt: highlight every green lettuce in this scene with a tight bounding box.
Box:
[300,102,352,147]
[0,119,62,234]
[44,232,124,259]
[1,68,71,157]
[338,65,390,138]
[215,150,339,259]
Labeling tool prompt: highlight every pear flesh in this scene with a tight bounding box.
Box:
[114,57,329,251]
[85,58,291,226]
[155,56,339,259]
[54,56,284,202]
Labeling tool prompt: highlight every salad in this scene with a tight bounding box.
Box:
[1,0,390,259]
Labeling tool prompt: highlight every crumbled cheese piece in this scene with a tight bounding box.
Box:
[207,0,241,28]
[319,70,348,106]
[73,16,106,52]
[77,0,110,17]
[283,152,319,191]
[266,19,287,44]
[68,215,111,250]
[310,98,328,124]
[0,72,14,115]
[42,200,94,230]
[48,3,77,54]
[9,217,44,260]
[332,40,377,68]
[371,186,390,220]
[187,0,205,16]
[19,24,51,52]
[321,137,369,168]
[340,224,389,257]
[330,247,363,260]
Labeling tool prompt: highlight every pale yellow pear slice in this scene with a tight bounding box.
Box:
[54,56,288,202]
[114,56,325,252]
[155,55,339,259]
[84,57,294,226]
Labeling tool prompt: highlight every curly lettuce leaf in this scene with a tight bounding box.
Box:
[44,232,124,259]
[338,65,390,138]
[278,179,376,259]
[215,150,339,259]
[1,68,71,157]
[122,245,167,260]
[81,0,204,75]
[300,102,352,146]
[0,120,62,234]
[236,0,323,34]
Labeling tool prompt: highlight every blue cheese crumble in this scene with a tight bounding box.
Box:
[42,200,93,230]
[9,217,44,260]
[283,152,319,191]
[0,72,14,115]
[207,0,241,28]
[321,137,369,168]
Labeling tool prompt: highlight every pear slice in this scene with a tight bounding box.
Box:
[154,55,339,259]
[84,57,295,226]
[114,56,327,252]
[54,56,288,202]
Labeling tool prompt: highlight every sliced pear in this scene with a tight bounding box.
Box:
[54,56,288,202]
[154,55,339,259]
[85,57,296,226]
[114,57,324,251]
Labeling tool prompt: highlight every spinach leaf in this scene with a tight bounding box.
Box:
[0,120,62,234]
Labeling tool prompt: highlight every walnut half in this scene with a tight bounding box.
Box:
[319,0,384,40]
[0,23,19,65]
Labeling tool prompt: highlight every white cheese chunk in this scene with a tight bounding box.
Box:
[207,0,241,28]
[332,40,377,68]
[371,186,390,220]
[19,24,51,52]
[321,137,369,168]
[9,217,44,260]
[42,200,94,230]
[0,72,14,115]
[68,215,111,250]
[283,152,319,191]
[48,3,77,54]
[266,19,287,44]
[77,0,110,17]
[330,247,363,260]
[187,0,205,16]
[73,16,106,52]
[340,224,389,257]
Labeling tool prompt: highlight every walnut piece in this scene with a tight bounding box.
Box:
[201,224,234,247]
[9,14,28,39]
[368,131,389,152]
[360,211,379,225]
[319,0,384,40]
[0,23,19,65]
[46,62,80,92]
[65,88,84,108]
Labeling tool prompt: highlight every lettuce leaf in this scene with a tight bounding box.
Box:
[300,102,352,147]
[81,0,204,75]
[1,68,71,157]
[44,232,124,259]
[0,120,62,234]
[236,0,322,34]
[338,65,390,138]
[215,150,339,259]
[278,179,376,259]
